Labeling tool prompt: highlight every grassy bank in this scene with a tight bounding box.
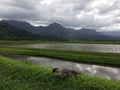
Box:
[0,47,120,68]
[1,40,120,44]
[0,56,120,90]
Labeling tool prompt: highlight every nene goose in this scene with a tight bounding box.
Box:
[52,68,80,77]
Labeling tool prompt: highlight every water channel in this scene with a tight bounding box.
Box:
[5,55,120,80]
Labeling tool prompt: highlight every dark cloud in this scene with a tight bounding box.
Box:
[0,0,119,31]
[1,0,38,9]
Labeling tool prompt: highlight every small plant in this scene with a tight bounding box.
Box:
[22,59,32,65]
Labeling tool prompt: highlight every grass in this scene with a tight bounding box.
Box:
[0,47,120,68]
[0,55,120,90]
[1,40,120,44]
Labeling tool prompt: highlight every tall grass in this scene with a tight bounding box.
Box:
[0,56,120,90]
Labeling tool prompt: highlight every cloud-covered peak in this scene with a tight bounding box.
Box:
[0,0,119,31]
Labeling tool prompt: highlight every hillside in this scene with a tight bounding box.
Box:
[100,31,120,37]
[1,20,120,40]
[0,21,40,40]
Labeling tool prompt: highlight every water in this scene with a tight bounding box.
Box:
[5,55,120,80]
[14,43,120,53]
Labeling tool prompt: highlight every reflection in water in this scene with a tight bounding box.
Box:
[6,55,120,80]
[13,43,120,53]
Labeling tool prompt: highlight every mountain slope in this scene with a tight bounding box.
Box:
[0,21,40,40]
[4,20,39,34]
[2,20,120,40]
[100,31,120,37]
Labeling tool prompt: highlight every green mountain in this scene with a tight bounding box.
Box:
[0,20,120,40]
[5,20,120,40]
[0,21,39,40]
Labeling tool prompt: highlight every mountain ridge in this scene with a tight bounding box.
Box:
[0,20,120,40]
[0,20,40,40]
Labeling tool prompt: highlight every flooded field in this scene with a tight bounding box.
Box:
[5,55,120,80]
[12,43,120,53]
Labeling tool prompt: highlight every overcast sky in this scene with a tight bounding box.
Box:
[0,0,120,31]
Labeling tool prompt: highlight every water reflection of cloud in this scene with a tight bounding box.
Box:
[107,76,111,80]
[6,55,120,80]
[75,63,120,80]
[17,43,120,53]
[111,69,119,74]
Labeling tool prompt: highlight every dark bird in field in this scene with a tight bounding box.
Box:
[52,68,81,77]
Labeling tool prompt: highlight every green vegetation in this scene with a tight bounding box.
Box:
[0,40,59,45]
[0,41,120,89]
[0,47,120,68]
[0,56,120,90]
[70,40,120,44]
[1,40,120,45]
[0,22,39,40]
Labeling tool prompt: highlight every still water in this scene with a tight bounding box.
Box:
[5,55,120,80]
[15,43,120,53]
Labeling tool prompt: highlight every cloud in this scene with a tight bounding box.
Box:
[0,0,119,31]
[0,0,38,9]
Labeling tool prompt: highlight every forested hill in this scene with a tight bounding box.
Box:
[0,20,120,40]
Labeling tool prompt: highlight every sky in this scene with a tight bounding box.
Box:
[0,0,120,31]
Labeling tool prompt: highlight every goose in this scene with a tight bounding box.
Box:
[52,68,81,77]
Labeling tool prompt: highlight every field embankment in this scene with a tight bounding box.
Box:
[0,47,120,68]
[1,40,120,45]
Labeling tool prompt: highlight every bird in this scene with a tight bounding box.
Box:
[52,68,81,77]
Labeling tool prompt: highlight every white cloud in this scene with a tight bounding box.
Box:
[101,24,120,31]
[41,0,54,5]
[0,0,119,31]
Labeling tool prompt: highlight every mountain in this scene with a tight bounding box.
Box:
[100,31,120,37]
[38,22,73,40]
[0,21,40,40]
[75,28,120,40]
[4,20,39,34]
[1,20,120,40]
